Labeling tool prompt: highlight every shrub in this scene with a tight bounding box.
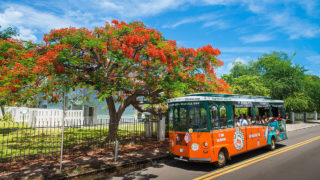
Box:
[0,113,14,122]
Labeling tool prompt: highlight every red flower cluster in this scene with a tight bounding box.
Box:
[145,43,167,64]
[43,27,93,43]
[121,44,134,59]
[53,44,71,51]
[179,47,196,58]
[195,74,205,83]
[197,45,221,57]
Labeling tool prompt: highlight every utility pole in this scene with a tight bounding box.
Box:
[60,90,68,172]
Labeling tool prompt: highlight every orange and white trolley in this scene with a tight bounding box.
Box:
[168,93,287,167]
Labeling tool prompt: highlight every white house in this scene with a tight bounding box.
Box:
[38,89,138,125]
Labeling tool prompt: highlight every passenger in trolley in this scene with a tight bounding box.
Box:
[238,114,248,126]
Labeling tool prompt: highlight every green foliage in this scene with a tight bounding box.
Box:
[0,26,18,40]
[302,75,320,111]
[252,52,305,99]
[284,93,315,112]
[230,61,256,78]
[234,108,248,117]
[231,75,270,96]
[223,51,318,112]
[0,113,14,122]
[219,107,226,117]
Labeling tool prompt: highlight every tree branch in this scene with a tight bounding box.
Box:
[132,103,159,116]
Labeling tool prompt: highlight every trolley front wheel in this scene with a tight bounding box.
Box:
[215,150,227,168]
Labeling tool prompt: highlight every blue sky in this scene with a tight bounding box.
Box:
[1,0,319,76]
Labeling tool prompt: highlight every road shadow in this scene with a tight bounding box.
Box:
[227,144,286,165]
[112,171,158,180]
[164,144,287,172]
[305,121,320,124]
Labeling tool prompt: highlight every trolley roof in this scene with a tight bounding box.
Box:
[167,93,283,104]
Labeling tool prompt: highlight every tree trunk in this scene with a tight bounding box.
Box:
[0,106,4,117]
[106,97,127,141]
[108,114,121,141]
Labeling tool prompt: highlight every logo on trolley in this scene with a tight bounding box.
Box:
[234,128,244,151]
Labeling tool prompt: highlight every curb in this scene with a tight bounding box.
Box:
[287,123,320,132]
[52,154,171,180]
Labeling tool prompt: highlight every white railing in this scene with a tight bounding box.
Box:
[3,107,138,127]
[4,107,83,127]
[96,115,137,124]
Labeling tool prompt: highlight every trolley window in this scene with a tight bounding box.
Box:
[220,105,227,128]
[169,108,174,130]
[189,107,208,130]
[179,107,188,129]
[210,105,219,129]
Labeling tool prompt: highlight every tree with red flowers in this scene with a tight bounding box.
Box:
[3,20,229,139]
[39,20,229,140]
[0,38,41,115]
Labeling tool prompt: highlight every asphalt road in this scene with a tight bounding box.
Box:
[110,125,320,180]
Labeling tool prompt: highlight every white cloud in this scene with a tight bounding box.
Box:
[245,1,266,13]
[240,1,320,39]
[1,0,319,43]
[202,20,228,29]
[234,57,246,64]
[100,1,124,11]
[215,56,250,77]
[0,4,79,41]
[161,0,320,39]
[162,12,229,29]
[201,0,240,5]
[162,14,215,28]
[215,64,230,77]
[266,11,320,39]
[240,34,273,43]
[164,18,198,28]
[97,0,187,18]
[16,26,37,42]
[0,5,78,30]
[226,57,246,71]
[221,46,285,53]
[307,55,320,64]
[297,0,319,16]
[96,0,240,18]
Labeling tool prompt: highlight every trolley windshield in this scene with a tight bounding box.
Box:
[168,102,209,131]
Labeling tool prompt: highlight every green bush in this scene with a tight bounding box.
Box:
[0,113,14,122]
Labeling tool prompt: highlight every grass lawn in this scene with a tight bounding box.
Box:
[0,121,156,161]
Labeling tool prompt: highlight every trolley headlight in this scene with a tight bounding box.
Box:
[191,143,199,151]
[203,142,208,147]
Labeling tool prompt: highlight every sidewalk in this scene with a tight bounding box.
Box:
[1,121,320,180]
[0,140,169,180]
[286,120,320,132]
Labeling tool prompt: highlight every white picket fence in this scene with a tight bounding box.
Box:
[4,107,83,127]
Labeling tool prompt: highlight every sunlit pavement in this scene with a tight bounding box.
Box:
[109,125,320,180]
[286,120,320,132]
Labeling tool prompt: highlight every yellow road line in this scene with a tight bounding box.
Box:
[194,136,320,180]
[194,137,318,180]
[204,136,320,180]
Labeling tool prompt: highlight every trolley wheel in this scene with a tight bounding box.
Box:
[268,137,276,151]
[215,150,227,168]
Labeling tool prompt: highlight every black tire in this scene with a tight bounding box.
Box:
[215,150,227,168]
[268,137,276,151]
